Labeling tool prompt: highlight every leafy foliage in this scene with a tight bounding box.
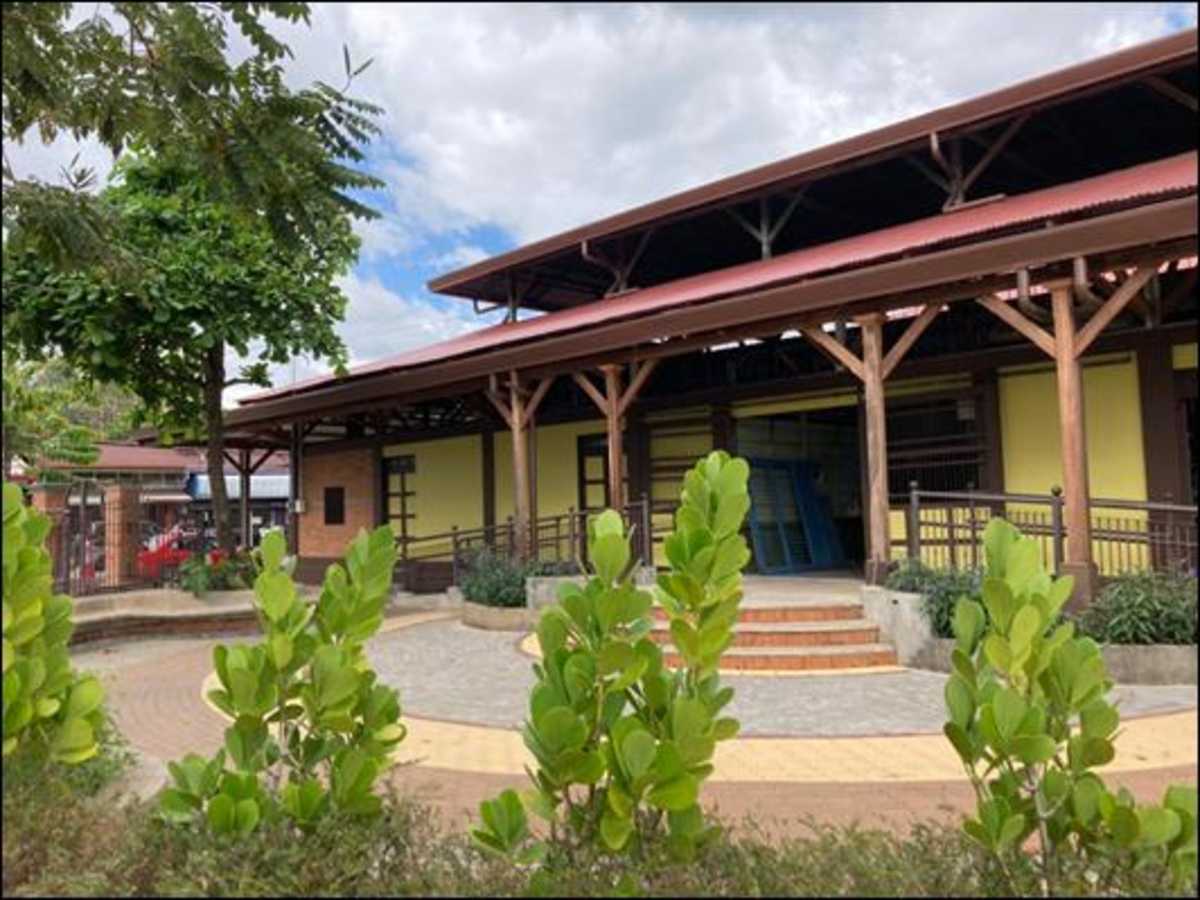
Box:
[472,451,752,865]
[179,549,258,597]
[945,518,1197,894]
[886,558,984,639]
[1076,569,1198,646]
[458,547,581,608]
[1,353,99,480]
[2,481,105,764]
[2,2,383,270]
[159,525,406,835]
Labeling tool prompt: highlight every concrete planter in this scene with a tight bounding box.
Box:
[461,600,534,631]
[909,636,1197,685]
[526,567,657,613]
[859,586,931,665]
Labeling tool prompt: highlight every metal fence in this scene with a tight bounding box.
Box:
[394,496,655,587]
[894,481,1197,577]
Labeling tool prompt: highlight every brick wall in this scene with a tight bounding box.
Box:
[299,447,377,559]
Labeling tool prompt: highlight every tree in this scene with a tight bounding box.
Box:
[1,351,99,480]
[2,3,382,276]
[3,154,358,550]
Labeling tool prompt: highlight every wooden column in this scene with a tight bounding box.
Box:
[799,303,941,584]
[486,372,554,561]
[858,314,891,585]
[1050,284,1096,600]
[238,448,252,549]
[602,365,624,508]
[288,424,302,555]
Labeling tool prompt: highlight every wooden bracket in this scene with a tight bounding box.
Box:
[799,324,866,382]
[977,293,1057,358]
[881,304,941,379]
[617,359,659,417]
[572,371,610,413]
[1073,266,1156,357]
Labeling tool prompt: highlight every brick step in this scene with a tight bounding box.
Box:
[649,619,880,648]
[662,643,899,672]
[652,603,864,624]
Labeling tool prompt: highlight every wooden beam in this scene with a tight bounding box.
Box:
[521,376,555,428]
[857,313,890,584]
[572,371,610,414]
[602,365,625,508]
[248,449,276,474]
[238,448,251,550]
[484,389,513,429]
[618,359,659,417]
[976,294,1057,358]
[1074,266,1156,356]
[881,304,941,379]
[800,324,866,381]
[481,428,496,529]
[222,450,243,472]
[1144,75,1198,112]
[1050,285,1095,596]
[959,113,1029,198]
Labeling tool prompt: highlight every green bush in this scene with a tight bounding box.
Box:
[945,519,1197,895]
[458,546,532,607]
[1076,570,1198,645]
[886,558,983,638]
[473,451,752,864]
[179,549,258,596]
[159,526,405,836]
[3,481,106,764]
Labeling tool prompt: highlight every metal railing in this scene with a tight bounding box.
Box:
[894,482,1197,577]
[394,496,655,586]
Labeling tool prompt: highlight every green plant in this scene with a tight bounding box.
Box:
[2,481,105,763]
[472,451,752,864]
[178,552,215,597]
[459,546,532,608]
[158,525,405,835]
[945,518,1197,895]
[886,558,983,638]
[1076,569,1198,645]
[179,549,259,597]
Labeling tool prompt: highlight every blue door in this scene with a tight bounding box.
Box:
[747,458,846,573]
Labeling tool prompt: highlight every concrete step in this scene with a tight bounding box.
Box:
[649,619,881,648]
[652,603,864,624]
[662,642,899,671]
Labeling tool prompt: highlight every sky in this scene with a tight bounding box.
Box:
[5,2,1196,406]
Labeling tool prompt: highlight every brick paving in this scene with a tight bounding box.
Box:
[74,617,1199,838]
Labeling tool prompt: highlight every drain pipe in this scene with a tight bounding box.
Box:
[1072,257,1106,314]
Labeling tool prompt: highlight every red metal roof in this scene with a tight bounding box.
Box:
[243,152,1197,406]
[429,29,1197,301]
[42,443,201,471]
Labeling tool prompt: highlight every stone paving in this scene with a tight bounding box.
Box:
[369,618,1200,736]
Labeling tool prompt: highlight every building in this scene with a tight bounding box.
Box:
[219,31,1197,601]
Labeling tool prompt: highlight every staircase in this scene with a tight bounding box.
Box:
[651,580,899,672]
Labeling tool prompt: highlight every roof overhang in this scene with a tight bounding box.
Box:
[428,28,1198,305]
[228,191,1198,431]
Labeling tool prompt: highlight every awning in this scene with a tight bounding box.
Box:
[140,492,192,504]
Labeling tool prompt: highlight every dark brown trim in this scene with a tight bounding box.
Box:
[288,424,301,555]
[711,405,736,454]
[482,428,496,529]
[229,205,1197,431]
[429,29,1196,301]
[372,444,384,527]
[974,370,1005,492]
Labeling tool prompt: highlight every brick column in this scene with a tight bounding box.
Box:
[103,484,141,588]
[30,484,70,587]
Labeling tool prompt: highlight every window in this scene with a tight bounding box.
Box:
[324,486,345,525]
[382,456,416,543]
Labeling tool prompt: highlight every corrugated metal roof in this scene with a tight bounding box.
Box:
[428,28,1197,301]
[43,443,200,471]
[243,152,1197,407]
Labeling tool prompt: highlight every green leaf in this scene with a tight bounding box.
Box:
[1012,734,1057,765]
[622,730,657,780]
[646,774,699,812]
[991,688,1026,741]
[952,600,985,653]
[1009,604,1042,654]
[1136,807,1181,848]
[945,675,974,730]
[600,808,633,850]
[260,530,286,570]
[207,793,236,834]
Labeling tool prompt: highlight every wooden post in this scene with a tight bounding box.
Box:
[238,448,252,549]
[858,313,890,585]
[510,372,531,560]
[288,423,301,556]
[906,480,921,562]
[602,365,624,509]
[1050,285,1097,603]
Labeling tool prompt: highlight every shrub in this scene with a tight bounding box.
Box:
[945,518,1197,895]
[1076,569,1198,645]
[2,481,106,764]
[472,451,752,864]
[458,546,531,607]
[179,548,258,596]
[886,558,983,638]
[159,525,406,836]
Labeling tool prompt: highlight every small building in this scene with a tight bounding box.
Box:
[221,31,1196,600]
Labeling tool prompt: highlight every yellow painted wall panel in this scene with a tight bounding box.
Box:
[382,435,483,540]
[495,419,607,523]
[998,356,1146,501]
[1173,342,1197,370]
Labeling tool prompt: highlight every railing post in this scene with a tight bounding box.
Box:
[1050,485,1065,575]
[451,525,460,585]
[567,506,577,568]
[640,492,652,568]
[906,480,921,563]
[967,481,978,570]
[506,515,515,559]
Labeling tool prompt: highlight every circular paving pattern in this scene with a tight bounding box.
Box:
[367,618,1199,737]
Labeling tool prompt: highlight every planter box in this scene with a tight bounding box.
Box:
[910,636,1197,685]
[859,586,931,665]
[461,600,533,631]
[526,567,657,613]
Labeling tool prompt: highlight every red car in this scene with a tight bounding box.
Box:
[136,525,223,580]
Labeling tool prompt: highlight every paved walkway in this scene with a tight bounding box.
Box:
[74,612,1199,836]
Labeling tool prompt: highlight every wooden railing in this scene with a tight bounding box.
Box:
[893,482,1197,577]
[395,496,655,585]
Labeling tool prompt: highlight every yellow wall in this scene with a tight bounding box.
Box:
[648,411,714,566]
[494,418,607,523]
[1174,342,1197,370]
[382,435,483,544]
[998,354,1146,501]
